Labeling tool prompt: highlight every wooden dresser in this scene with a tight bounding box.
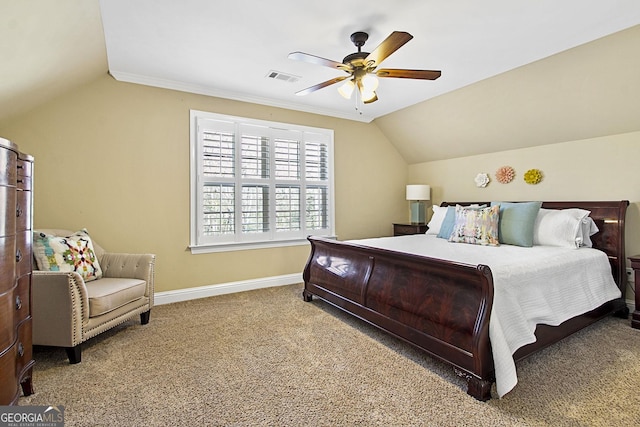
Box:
[0,137,35,405]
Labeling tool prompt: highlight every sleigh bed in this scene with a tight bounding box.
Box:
[302,201,629,400]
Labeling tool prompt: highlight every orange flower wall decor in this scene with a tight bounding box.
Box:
[495,166,515,184]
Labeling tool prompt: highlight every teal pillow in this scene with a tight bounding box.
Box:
[490,201,542,247]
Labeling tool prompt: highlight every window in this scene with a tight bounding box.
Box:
[190,110,334,252]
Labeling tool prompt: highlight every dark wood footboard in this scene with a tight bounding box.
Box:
[303,236,496,400]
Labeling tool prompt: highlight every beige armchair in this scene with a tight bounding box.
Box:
[31,229,155,364]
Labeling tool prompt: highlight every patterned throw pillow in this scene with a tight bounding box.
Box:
[33,229,103,282]
[437,204,487,239]
[448,205,500,246]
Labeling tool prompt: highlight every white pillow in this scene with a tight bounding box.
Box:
[532,208,591,248]
[578,217,599,247]
[426,205,447,235]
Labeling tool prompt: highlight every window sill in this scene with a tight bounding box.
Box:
[189,236,336,254]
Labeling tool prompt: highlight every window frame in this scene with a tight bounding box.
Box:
[189,110,335,253]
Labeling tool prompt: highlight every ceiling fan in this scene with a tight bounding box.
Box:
[288,31,441,106]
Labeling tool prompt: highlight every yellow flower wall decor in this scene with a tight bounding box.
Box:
[524,168,543,185]
[495,166,515,184]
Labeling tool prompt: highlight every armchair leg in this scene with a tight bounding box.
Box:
[65,345,81,364]
[140,310,151,325]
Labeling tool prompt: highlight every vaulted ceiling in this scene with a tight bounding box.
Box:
[1,0,639,162]
[99,0,640,123]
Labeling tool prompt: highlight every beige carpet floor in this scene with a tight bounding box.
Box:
[19,284,640,426]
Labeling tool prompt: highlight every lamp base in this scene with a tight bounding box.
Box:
[410,201,426,224]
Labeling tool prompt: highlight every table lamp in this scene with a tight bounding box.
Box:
[406,185,431,224]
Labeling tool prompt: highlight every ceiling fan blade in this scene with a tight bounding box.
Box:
[365,31,413,66]
[376,68,441,80]
[295,76,350,96]
[288,52,351,71]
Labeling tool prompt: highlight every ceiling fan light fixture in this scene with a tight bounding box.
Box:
[361,74,379,91]
[362,89,378,104]
[338,79,355,99]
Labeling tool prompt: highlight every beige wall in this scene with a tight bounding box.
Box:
[0,75,407,292]
[3,29,637,296]
[408,131,640,295]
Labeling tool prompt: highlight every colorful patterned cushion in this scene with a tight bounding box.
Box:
[448,205,500,246]
[33,229,103,282]
[437,204,487,239]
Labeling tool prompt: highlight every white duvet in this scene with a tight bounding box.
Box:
[348,234,621,397]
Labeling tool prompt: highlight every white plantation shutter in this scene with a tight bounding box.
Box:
[190,111,334,251]
[304,131,331,234]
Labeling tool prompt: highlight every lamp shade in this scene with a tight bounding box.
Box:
[406,185,431,201]
[338,80,355,99]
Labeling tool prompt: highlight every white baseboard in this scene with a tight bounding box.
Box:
[154,273,303,306]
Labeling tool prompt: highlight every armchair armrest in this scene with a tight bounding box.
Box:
[31,271,89,347]
[100,253,156,299]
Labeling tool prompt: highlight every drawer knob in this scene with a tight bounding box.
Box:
[18,342,24,357]
[16,249,22,262]
[16,295,22,310]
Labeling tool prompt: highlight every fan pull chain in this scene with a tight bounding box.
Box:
[354,86,363,115]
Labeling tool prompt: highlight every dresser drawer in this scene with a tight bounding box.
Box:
[0,289,15,351]
[0,235,16,294]
[0,344,18,405]
[16,230,32,278]
[0,147,17,187]
[16,189,31,232]
[16,158,32,179]
[0,186,16,236]
[0,278,31,351]
[14,275,30,323]
[16,157,32,191]
[15,318,33,381]
[16,175,31,191]
[0,319,34,405]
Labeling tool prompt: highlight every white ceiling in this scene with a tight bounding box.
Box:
[100,0,640,123]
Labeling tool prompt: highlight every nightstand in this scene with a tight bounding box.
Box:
[393,223,428,236]
[629,255,640,329]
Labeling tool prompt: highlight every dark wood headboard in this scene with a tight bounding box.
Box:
[441,201,629,295]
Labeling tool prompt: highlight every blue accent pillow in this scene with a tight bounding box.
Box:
[490,201,542,247]
[436,207,456,239]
